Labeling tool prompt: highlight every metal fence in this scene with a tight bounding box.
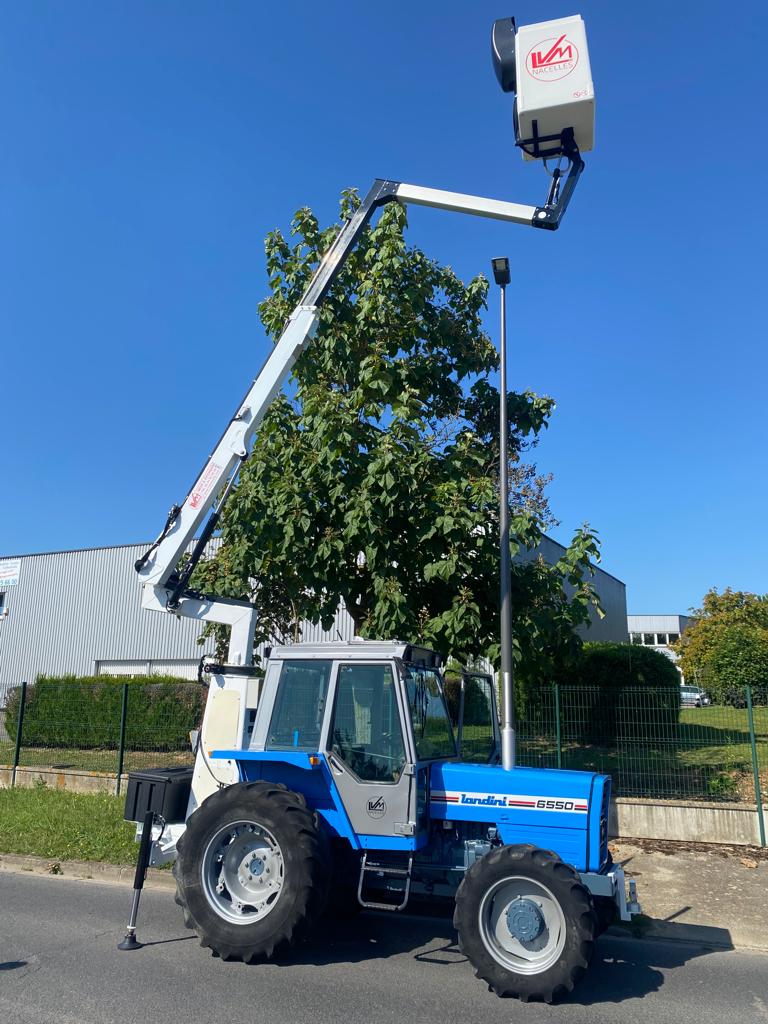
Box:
[517,686,766,837]
[1,681,766,839]
[1,679,202,794]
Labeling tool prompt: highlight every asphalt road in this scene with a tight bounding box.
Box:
[1,873,766,1024]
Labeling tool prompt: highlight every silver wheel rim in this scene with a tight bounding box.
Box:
[478,875,567,976]
[201,819,284,925]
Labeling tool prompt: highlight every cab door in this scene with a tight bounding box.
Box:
[324,661,415,839]
[457,671,501,763]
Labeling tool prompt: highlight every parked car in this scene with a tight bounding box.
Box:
[680,685,710,707]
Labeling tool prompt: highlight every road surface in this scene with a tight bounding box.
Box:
[0,872,766,1024]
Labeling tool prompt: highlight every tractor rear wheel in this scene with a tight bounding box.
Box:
[174,781,329,962]
[454,844,596,1003]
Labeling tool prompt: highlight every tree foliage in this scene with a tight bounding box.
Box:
[675,588,768,701]
[195,191,601,677]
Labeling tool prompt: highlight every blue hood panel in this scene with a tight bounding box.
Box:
[431,761,609,872]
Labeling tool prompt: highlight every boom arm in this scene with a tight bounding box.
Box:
[136,167,583,641]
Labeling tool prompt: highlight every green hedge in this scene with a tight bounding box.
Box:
[5,675,204,751]
[561,642,681,746]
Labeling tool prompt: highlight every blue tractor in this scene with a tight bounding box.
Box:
[164,642,638,1003]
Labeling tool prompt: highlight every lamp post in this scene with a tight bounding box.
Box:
[491,256,515,770]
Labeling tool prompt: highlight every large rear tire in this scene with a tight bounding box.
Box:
[174,781,329,962]
[454,844,596,1003]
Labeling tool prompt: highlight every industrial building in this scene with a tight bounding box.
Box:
[626,613,697,673]
[0,537,628,704]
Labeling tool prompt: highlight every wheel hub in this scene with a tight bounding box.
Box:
[478,874,567,976]
[202,820,284,925]
[505,897,544,942]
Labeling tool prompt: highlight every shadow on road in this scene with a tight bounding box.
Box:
[131,935,196,950]
[255,902,732,1005]
[570,930,731,1006]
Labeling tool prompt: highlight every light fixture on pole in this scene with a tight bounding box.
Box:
[491,256,515,771]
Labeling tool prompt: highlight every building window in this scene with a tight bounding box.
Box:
[656,633,668,646]
[630,632,642,645]
[668,633,680,644]
[643,633,655,645]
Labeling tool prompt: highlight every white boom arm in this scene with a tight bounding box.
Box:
[135,171,582,659]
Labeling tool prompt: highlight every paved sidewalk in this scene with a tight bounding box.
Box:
[1,839,766,951]
[609,839,768,950]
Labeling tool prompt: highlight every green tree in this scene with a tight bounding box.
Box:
[195,191,601,677]
[675,589,768,701]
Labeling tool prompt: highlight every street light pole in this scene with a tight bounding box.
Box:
[491,257,515,771]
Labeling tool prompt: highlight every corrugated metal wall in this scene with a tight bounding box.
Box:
[0,543,217,704]
[0,536,627,705]
[528,536,628,645]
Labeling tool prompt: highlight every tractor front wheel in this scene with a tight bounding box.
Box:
[174,781,329,962]
[454,844,596,1003]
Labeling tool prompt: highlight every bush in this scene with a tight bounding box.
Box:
[714,683,768,708]
[561,642,681,747]
[5,674,204,751]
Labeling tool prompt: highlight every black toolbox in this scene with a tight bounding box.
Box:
[123,766,193,824]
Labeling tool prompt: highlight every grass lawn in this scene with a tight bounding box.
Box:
[0,741,193,774]
[0,787,137,863]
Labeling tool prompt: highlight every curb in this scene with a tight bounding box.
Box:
[0,852,176,890]
[605,916,768,953]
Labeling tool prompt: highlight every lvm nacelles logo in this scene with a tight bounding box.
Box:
[366,796,387,819]
[526,33,579,82]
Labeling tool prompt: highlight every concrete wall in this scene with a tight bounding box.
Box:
[611,797,764,848]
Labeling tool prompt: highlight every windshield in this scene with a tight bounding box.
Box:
[404,666,456,760]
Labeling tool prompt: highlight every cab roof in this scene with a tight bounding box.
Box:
[267,640,442,668]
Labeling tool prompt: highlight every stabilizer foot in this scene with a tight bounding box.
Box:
[117,929,142,951]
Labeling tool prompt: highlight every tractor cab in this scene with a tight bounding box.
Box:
[225,641,457,849]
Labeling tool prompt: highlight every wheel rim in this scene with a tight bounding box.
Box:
[201,819,284,925]
[478,875,567,976]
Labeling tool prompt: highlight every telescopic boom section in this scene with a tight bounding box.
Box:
[135,172,579,625]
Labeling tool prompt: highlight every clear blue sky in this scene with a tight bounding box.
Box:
[1,1,766,614]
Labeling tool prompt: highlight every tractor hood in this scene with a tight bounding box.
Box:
[430,761,610,873]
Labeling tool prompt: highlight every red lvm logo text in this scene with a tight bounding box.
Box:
[526,34,579,81]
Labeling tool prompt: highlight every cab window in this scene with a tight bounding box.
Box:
[405,666,456,760]
[460,673,496,762]
[266,659,332,751]
[329,663,406,783]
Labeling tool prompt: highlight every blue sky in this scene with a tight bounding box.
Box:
[1,1,765,614]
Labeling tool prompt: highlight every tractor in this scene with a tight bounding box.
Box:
[120,14,639,1003]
